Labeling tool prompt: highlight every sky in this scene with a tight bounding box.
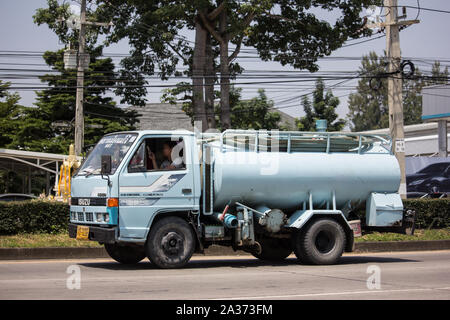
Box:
[1,0,449,124]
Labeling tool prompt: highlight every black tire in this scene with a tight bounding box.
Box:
[104,243,146,264]
[146,216,195,269]
[293,218,346,265]
[252,238,292,261]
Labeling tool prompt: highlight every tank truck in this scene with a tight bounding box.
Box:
[69,129,414,268]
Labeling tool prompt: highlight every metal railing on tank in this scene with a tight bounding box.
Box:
[218,130,392,155]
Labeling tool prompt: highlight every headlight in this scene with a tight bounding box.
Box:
[409,179,425,186]
[96,213,109,223]
[96,213,103,222]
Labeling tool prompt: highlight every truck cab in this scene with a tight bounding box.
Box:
[69,130,201,266]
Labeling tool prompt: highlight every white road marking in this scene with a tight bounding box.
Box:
[210,287,450,300]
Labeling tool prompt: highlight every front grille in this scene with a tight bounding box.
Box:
[85,212,94,222]
[77,212,85,221]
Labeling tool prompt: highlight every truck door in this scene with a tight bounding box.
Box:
[118,134,197,240]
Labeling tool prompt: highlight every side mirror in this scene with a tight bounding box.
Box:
[101,155,112,175]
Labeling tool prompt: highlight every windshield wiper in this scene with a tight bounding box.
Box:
[84,168,101,177]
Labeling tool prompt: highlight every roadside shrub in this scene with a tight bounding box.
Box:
[0,200,69,235]
[403,198,450,229]
[0,198,448,235]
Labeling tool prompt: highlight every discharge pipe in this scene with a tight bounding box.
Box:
[213,206,238,229]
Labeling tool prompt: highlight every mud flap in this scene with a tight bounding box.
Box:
[402,209,416,235]
[364,209,416,235]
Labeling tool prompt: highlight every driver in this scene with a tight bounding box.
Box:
[150,141,183,170]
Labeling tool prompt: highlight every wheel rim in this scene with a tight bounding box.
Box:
[161,231,184,257]
[314,230,336,254]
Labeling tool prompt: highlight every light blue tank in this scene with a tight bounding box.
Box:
[211,132,400,213]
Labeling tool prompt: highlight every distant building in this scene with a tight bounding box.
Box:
[276,110,297,130]
[128,103,297,131]
[362,122,450,157]
[128,103,193,131]
[422,84,449,157]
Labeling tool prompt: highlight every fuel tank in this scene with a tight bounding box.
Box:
[212,150,400,212]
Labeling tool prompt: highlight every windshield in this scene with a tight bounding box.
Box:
[77,133,138,176]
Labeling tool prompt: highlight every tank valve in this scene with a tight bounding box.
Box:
[258,209,287,233]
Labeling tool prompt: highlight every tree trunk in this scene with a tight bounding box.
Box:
[219,9,231,130]
[204,33,216,129]
[192,17,208,131]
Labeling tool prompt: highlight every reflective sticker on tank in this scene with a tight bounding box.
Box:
[119,173,186,194]
[119,198,160,206]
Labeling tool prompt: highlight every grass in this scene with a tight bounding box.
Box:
[0,229,449,248]
[355,228,450,242]
[0,232,102,248]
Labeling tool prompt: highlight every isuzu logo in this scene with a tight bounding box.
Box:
[78,199,90,206]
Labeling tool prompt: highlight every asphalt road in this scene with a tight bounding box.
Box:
[0,250,449,300]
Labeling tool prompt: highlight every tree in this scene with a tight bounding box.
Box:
[35,0,375,131]
[34,0,148,106]
[0,81,25,148]
[195,0,375,129]
[346,52,388,132]
[5,49,139,153]
[296,78,345,132]
[163,85,283,130]
[347,52,449,132]
[230,88,282,130]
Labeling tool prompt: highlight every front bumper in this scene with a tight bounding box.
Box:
[68,223,116,243]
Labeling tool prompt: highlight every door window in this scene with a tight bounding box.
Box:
[128,137,186,173]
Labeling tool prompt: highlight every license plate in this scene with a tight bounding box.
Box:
[76,226,89,240]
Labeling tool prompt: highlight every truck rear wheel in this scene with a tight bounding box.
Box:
[293,218,346,265]
[104,243,146,264]
[252,238,292,261]
[146,216,195,269]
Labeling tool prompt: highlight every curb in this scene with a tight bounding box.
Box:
[1,240,450,260]
[0,247,109,260]
[353,240,450,253]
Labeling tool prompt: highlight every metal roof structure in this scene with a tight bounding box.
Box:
[0,148,80,195]
[0,148,67,174]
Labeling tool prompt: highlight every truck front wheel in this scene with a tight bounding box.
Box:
[252,238,292,261]
[146,216,196,269]
[293,218,346,265]
[104,243,146,264]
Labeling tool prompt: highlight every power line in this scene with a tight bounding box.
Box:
[340,34,386,48]
[402,5,450,15]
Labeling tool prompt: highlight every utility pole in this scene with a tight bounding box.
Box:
[74,0,87,156]
[385,0,406,198]
[69,0,111,155]
[366,1,419,198]
[381,0,419,198]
